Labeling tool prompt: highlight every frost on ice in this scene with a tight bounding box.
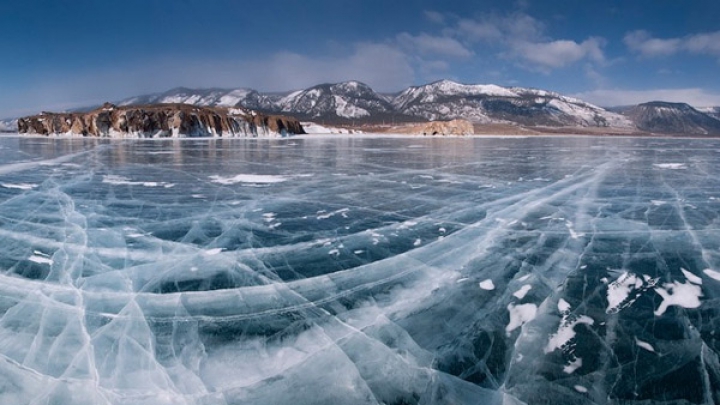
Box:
[0,136,719,404]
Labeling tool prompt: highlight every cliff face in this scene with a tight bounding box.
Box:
[17,103,305,138]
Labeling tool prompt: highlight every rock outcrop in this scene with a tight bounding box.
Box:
[419,119,474,135]
[17,103,304,138]
[389,119,475,136]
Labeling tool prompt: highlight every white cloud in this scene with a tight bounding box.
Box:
[454,13,543,43]
[396,32,473,58]
[511,37,605,69]
[424,10,445,24]
[456,19,502,41]
[625,30,720,58]
[624,30,681,57]
[444,12,604,71]
[503,13,545,41]
[684,31,720,56]
[573,88,720,108]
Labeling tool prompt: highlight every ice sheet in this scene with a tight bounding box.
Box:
[0,136,720,404]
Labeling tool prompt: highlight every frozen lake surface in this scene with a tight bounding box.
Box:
[1,135,720,404]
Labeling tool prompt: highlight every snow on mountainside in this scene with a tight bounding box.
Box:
[110,80,652,129]
[698,106,720,120]
[0,119,18,132]
[626,102,720,135]
[393,80,632,127]
[119,87,278,111]
[277,81,394,119]
[393,80,518,108]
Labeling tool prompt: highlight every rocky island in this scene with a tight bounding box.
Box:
[17,103,305,138]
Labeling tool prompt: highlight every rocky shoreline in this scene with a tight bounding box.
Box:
[17,103,305,138]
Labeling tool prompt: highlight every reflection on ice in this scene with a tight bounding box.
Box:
[1,136,720,404]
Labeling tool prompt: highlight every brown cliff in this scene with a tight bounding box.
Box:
[17,103,305,138]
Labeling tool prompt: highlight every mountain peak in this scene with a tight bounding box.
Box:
[338,80,367,88]
[428,79,461,86]
[639,101,695,111]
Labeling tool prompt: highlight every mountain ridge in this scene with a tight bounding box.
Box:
[117,79,637,128]
[7,80,720,135]
[626,101,720,135]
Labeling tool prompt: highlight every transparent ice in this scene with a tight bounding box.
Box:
[0,135,719,404]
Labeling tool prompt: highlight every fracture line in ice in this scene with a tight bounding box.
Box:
[0,148,104,175]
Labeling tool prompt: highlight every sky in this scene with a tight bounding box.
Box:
[1,0,720,118]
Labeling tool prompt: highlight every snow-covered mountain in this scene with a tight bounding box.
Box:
[626,102,720,135]
[698,106,720,121]
[393,80,632,127]
[102,81,720,133]
[277,81,395,120]
[0,119,17,132]
[119,87,279,111]
[116,80,632,128]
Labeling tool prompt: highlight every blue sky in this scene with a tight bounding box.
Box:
[2,0,720,117]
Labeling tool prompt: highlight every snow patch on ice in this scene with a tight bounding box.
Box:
[606,272,655,314]
[263,213,276,222]
[506,303,537,335]
[513,284,532,299]
[653,163,686,170]
[681,268,702,285]
[1,183,37,190]
[102,175,173,188]
[703,268,720,281]
[635,338,655,352]
[563,357,582,374]
[28,254,53,265]
[209,174,288,185]
[545,315,594,353]
[317,208,350,220]
[654,280,702,316]
[558,299,571,312]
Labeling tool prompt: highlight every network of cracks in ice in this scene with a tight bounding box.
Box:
[1,136,720,404]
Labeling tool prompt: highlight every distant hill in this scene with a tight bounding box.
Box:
[625,102,720,135]
[698,106,720,121]
[0,118,17,132]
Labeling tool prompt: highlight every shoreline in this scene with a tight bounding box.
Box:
[4,131,720,140]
